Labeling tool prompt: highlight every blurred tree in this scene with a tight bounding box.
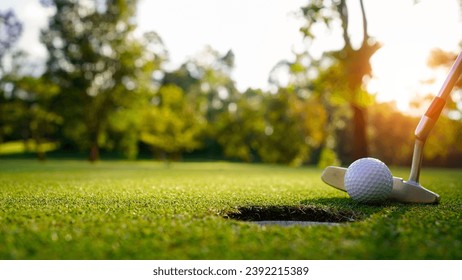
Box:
[0,9,22,61]
[424,115,462,166]
[162,64,199,94]
[1,50,63,160]
[40,0,163,161]
[140,84,205,160]
[14,75,61,160]
[184,46,238,123]
[253,88,326,166]
[299,0,380,161]
[310,59,352,166]
[214,88,265,162]
[368,102,416,166]
[0,9,23,146]
[161,46,239,158]
[269,43,339,166]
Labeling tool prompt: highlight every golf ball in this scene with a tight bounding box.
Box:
[344,157,393,203]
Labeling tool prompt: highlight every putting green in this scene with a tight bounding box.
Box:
[0,159,461,259]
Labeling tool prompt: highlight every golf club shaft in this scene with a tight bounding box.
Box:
[409,139,424,184]
[437,51,462,100]
[409,51,462,183]
[415,51,462,141]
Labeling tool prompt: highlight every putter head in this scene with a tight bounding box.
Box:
[321,166,440,204]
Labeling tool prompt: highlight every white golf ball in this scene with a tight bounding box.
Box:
[344,157,393,203]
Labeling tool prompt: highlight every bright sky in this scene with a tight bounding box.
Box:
[1,0,462,112]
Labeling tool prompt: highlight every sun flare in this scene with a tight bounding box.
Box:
[368,44,458,116]
[365,0,461,115]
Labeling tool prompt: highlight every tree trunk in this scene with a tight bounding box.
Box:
[35,137,46,161]
[351,104,368,160]
[89,143,99,162]
[88,118,101,162]
[337,0,379,162]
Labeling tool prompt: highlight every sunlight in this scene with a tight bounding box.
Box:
[368,44,458,115]
[365,0,461,115]
[368,45,433,113]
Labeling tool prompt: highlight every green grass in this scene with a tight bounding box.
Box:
[0,159,461,259]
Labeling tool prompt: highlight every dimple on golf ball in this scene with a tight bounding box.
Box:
[344,157,393,203]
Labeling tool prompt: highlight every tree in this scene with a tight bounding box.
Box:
[140,84,205,160]
[161,46,239,158]
[255,88,326,166]
[14,76,61,159]
[214,88,266,162]
[0,9,23,146]
[0,9,22,61]
[183,46,238,123]
[269,50,337,166]
[299,0,380,161]
[368,102,416,166]
[40,0,162,161]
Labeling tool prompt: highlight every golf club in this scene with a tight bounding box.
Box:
[321,50,462,203]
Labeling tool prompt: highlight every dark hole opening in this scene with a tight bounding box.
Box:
[226,205,362,224]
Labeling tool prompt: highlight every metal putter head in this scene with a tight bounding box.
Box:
[321,50,462,204]
[321,166,439,203]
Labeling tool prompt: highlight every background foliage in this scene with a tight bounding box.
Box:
[1,0,462,167]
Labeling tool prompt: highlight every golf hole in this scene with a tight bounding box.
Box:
[226,205,361,227]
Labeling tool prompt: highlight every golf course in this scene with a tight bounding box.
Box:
[1,159,461,259]
[2,0,462,267]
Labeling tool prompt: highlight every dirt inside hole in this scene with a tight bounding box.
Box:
[226,205,362,224]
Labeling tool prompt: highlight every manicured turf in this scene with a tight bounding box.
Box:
[0,159,461,259]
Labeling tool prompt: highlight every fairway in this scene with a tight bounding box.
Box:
[0,159,461,259]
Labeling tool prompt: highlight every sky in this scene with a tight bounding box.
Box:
[1,0,462,112]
